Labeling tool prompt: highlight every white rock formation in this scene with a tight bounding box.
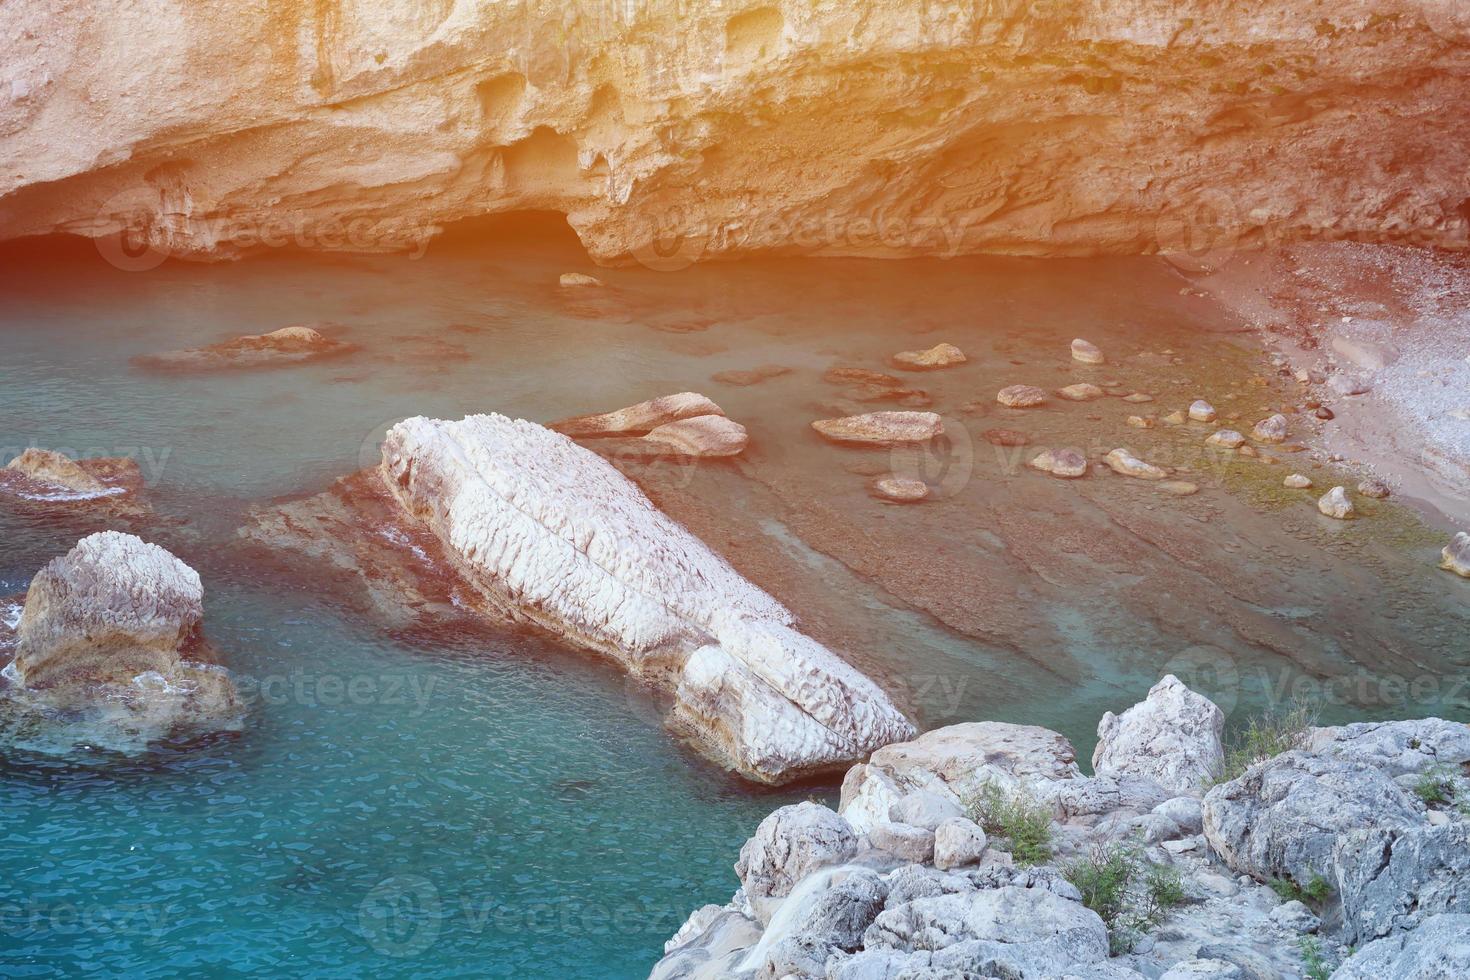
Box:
[377,413,913,783]
[1318,486,1355,519]
[811,412,942,446]
[1093,675,1225,796]
[6,3,1467,265]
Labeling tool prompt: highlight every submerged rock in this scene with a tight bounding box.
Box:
[1093,676,1224,796]
[1028,449,1088,479]
[1206,430,1245,449]
[711,364,791,387]
[1105,448,1167,480]
[549,391,724,437]
[871,476,929,503]
[558,272,604,287]
[823,367,906,388]
[1071,339,1105,365]
[1357,478,1391,499]
[812,412,942,446]
[1161,481,1199,496]
[1,448,144,509]
[1318,486,1355,519]
[1057,383,1105,401]
[997,385,1048,408]
[1283,473,1313,489]
[135,324,352,370]
[892,342,966,370]
[1441,532,1470,577]
[983,428,1031,447]
[0,532,240,754]
[379,414,914,783]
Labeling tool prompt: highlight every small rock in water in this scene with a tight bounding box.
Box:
[1315,406,1336,420]
[1027,449,1088,479]
[892,342,966,370]
[1358,479,1391,499]
[997,384,1048,408]
[1162,410,1187,425]
[824,367,905,388]
[711,364,791,386]
[1056,383,1104,401]
[1318,486,1355,519]
[1206,430,1246,449]
[1126,415,1156,429]
[1442,533,1470,577]
[1071,338,1105,364]
[1161,481,1199,496]
[643,416,749,457]
[1284,474,1313,489]
[872,477,930,503]
[1189,400,1217,422]
[1123,392,1155,403]
[983,428,1030,447]
[559,272,604,288]
[811,411,942,446]
[1251,414,1289,444]
[551,392,725,437]
[1105,448,1167,480]
[1238,444,1260,458]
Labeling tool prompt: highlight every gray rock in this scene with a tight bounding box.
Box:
[737,802,859,923]
[889,790,964,831]
[880,864,976,907]
[1327,373,1373,396]
[863,885,1109,977]
[1154,797,1205,835]
[1202,751,1419,885]
[1036,774,1173,818]
[1160,959,1247,980]
[932,818,988,871]
[1267,899,1320,934]
[1329,912,1470,979]
[1303,719,1470,777]
[1334,823,1470,945]
[1093,675,1225,796]
[648,906,762,980]
[751,868,888,978]
[868,821,936,864]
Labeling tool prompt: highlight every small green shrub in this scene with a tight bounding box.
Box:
[964,781,1054,867]
[1414,766,1456,806]
[1270,873,1333,907]
[1063,839,1186,954]
[1216,697,1318,784]
[1299,936,1331,980]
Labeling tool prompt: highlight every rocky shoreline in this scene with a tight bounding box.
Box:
[655,676,1470,979]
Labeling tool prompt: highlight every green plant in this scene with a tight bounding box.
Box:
[1062,839,1185,954]
[1269,873,1333,906]
[1216,697,1318,784]
[1414,766,1456,806]
[964,781,1054,867]
[1299,936,1331,980]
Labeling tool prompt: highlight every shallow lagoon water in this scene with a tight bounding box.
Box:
[2,223,1467,976]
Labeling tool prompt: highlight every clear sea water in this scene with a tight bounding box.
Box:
[1,219,1466,977]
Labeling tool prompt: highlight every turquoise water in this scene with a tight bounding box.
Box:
[2,221,1467,976]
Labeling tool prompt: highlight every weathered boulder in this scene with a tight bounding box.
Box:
[1268,900,1320,934]
[1333,823,1470,944]
[839,722,1080,830]
[736,802,859,923]
[1071,339,1105,365]
[1028,448,1088,478]
[558,272,603,288]
[933,817,988,871]
[641,415,748,457]
[1303,718,1470,777]
[379,414,914,783]
[889,790,965,831]
[1206,430,1245,449]
[1251,414,1289,444]
[549,392,724,437]
[1318,486,1355,519]
[892,343,966,371]
[1329,913,1470,980]
[135,324,351,370]
[0,532,240,752]
[868,821,936,864]
[1202,751,1420,885]
[1105,448,1167,480]
[871,476,929,503]
[1188,400,1217,423]
[1057,383,1105,401]
[862,885,1110,977]
[1357,478,1391,499]
[1,449,145,507]
[5,448,106,494]
[1093,675,1224,796]
[811,412,943,446]
[997,385,1049,408]
[1440,532,1470,577]
[1284,473,1313,489]
[743,867,888,978]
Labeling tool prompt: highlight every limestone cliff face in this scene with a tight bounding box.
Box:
[1,1,1467,266]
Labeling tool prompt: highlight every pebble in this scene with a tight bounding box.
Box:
[1027,449,1089,479]
[1057,383,1105,401]
[873,476,931,502]
[1123,392,1155,403]
[997,385,1048,408]
[1284,474,1313,489]
[1251,414,1289,444]
[1105,448,1168,480]
[1071,338,1105,364]
[1358,479,1391,499]
[1318,486,1355,519]
[1188,400,1217,422]
[1442,532,1470,577]
[1161,481,1199,496]
[1127,415,1156,429]
[1206,430,1245,449]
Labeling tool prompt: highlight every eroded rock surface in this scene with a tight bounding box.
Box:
[135,325,352,370]
[1093,675,1224,796]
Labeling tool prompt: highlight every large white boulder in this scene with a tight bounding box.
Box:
[735,802,859,924]
[1092,675,1225,796]
[378,414,914,783]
